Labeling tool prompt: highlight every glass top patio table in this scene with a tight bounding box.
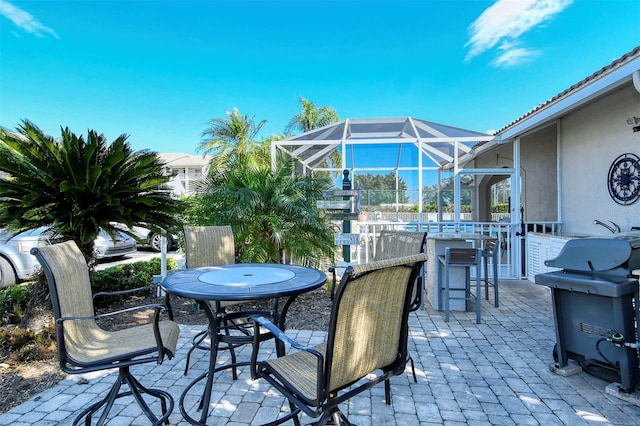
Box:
[162,263,327,302]
[161,263,327,425]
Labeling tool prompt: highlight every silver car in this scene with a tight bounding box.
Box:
[126,226,178,252]
[0,229,33,288]
[0,227,137,288]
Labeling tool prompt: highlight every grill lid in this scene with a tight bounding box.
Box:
[544,232,640,273]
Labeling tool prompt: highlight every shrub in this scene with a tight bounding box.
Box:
[0,323,56,362]
[492,203,510,213]
[0,283,32,326]
[91,257,178,307]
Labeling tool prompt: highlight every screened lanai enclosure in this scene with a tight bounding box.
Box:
[272,116,527,279]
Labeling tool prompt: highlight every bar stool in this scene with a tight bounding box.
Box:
[438,247,483,324]
[482,239,499,307]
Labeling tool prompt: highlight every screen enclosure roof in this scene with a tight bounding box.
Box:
[272,116,495,174]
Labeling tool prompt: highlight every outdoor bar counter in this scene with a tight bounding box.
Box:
[425,232,495,311]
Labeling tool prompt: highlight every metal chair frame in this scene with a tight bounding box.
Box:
[328,230,426,401]
[31,241,179,426]
[482,239,500,307]
[250,254,428,426]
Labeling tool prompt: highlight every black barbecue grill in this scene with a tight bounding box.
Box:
[535,232,640,392]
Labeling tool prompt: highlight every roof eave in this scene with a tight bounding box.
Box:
[496,53,640,142]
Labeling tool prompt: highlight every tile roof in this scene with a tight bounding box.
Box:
[495,45,640,135]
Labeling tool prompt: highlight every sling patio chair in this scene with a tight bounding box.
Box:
[182,225,276,377]
[250,253,428,426]
[31,240,180,426]
[328,229,427,308]
[372,229,427,311]
[438,247,483,324]
[365,229,427,398]
[481,238,500,307]
[328,229,426,398]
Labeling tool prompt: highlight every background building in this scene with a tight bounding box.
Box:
[157,153,211,197]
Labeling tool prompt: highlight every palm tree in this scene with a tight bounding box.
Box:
[285,96,339,134]
[0,120,181,263]
[285,96,342,175]
[198,107,267,167]
[185,159,336,267]
[187,107,336,267]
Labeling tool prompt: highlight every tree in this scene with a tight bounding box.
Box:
[185,159,336,267]
[189,107,337,267]
[0,120,181,263]
[423,176,473,212]
[285,96,341,174]
[197,107,267,167]
[354,173,409,207]
[285,96,339,134]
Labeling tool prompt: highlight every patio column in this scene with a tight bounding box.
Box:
[454,140,461,231]
[512,137,522,277]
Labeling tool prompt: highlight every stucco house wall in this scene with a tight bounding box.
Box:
[519,125,559,222]
[473,124,558,223]
[474,81,639,234]
[473,143,516,221]
[559,83,640,234]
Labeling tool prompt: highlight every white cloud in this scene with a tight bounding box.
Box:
[492,44,541,67]
[0,0,58,38]
[465,0,572,66]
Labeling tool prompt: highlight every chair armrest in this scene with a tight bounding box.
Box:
[93,284,174,320]
[251,315,318,353]
[92,284,160,299]
[249,314,323,380]
[59,303,168,323]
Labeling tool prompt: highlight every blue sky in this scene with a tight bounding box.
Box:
[1,0,639,156]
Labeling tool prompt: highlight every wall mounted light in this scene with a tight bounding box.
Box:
[626,117,640,132]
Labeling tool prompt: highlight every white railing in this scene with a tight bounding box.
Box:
[334,218,562,279]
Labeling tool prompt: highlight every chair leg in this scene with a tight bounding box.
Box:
[483,254,499,307]
[484,256,489,301]
[185,321,240,380]
[184,329,208,375]
[316,407,352,425]
[437,261,443,311]
[333,410,353,425]
[444,264,450,322]
[493,261,499,307]
[384,379,391,405]
[409,355,417,382]
[441,257,482,323]
[475,264,481,324]
[73,366,173,426]
[125,374,172,425]
[384,349,417,405]
[464,268,471,311]
[83,372,123,426]
[290,401,302,426]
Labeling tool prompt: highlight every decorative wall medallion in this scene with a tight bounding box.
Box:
[607,153,640,205]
